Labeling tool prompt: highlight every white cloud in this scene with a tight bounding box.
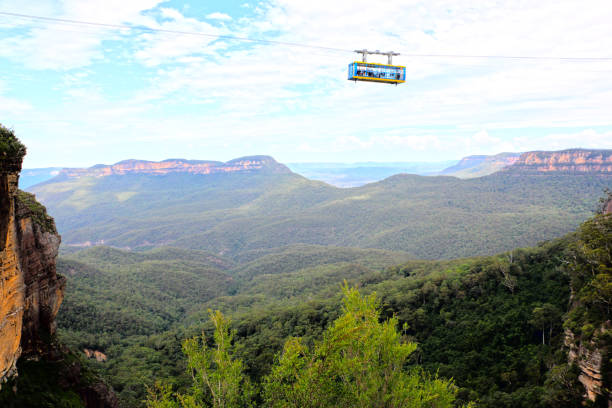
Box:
[206,12,232,21]
[0,0,163,69]
[510,129,612,152]
[133,9,225,66]
[4,0,612,166]
[0,80,32,117]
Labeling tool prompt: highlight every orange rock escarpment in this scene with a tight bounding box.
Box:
[565,328,609,404]
[0,161,24,382]
[60,155,290,178]
[505,149,612,174]
[0,156,65,385]
[564,201,611,407]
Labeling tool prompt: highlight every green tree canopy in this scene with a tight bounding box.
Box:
[0,124,26,162]
[147,285,464,408]
[147,309,254,408]
[263,283,462,408]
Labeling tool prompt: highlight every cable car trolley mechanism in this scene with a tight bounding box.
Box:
[348,49,406,85]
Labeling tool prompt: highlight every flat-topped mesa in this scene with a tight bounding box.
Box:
[504,149,612,174]
[60,155,291,178]
[0,126,65,385]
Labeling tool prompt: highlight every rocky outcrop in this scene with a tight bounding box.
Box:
[565,328,609,404]
[0,128,118,406]
[16,193,65,357]
[564,203,612,406]
[0,150,65,385]
[83,349,108,363]
[0,159,25,382]
[59,155,291,178]
[505,149,612,174]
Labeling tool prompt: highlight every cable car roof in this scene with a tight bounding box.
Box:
[352,61,406,69]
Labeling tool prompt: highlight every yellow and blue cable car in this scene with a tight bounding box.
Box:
[348,50,406,85]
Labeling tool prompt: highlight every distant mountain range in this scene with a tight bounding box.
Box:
[25,149,612,189]
[58,156,290,178]
[439,152,521,178]
[504,149,612,174]
[440,149,612,178]
[27,151,612,260]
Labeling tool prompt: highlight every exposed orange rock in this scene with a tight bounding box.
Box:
[0,169,24,383]
[565,329,605,402]
[83,349,108,363]
[506,149,612,174]
[16,203,64,356]
[60,156,290,178]
[565,326,612,406]
[0,156,65,386]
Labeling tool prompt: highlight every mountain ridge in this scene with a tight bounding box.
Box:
[57,155,290,178]
[441,148,612,178]
[439,152,521,178]
[504,148,612,174]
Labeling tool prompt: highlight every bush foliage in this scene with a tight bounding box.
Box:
[147,286,465,408]
[0,124,26,161]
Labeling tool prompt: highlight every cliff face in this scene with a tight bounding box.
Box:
[0,157,65,384]
[60,155,291,178]
[0,160,25,382]
[564,204,612,407]
[505,149,612,174]
[16,193,64,356]
[0,135,117,407]
[565,327,609,404]
[441,152,521,178]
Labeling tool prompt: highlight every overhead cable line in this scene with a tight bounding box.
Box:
[0,11,350,53]
[2,11,612,62]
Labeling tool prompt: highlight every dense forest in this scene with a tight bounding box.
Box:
[30,167,611,259]
[28,205,607,407]
[7,149,611,407]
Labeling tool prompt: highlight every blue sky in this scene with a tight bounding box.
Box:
[1,0,612,168]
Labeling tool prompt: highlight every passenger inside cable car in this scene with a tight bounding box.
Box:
[349,62,405,83]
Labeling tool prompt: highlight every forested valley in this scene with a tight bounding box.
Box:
[5,199,606,408]
[1,148,611,407]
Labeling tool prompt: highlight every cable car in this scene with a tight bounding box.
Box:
[348,49,406,85]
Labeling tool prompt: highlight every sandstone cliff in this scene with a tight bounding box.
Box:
[564,200,612,407]
[565,327,610,404]
[59,155,291,178]
[0,156,25,382]
[0,126,117,407]
[505,149,612,174]
[0,140,65,384]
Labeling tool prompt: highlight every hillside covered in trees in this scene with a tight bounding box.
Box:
[38,201,609,407]
[27,155,610,260]
[14,153,612,407]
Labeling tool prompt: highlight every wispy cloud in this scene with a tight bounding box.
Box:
[1,0,611,167]
[206,12,232,21]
